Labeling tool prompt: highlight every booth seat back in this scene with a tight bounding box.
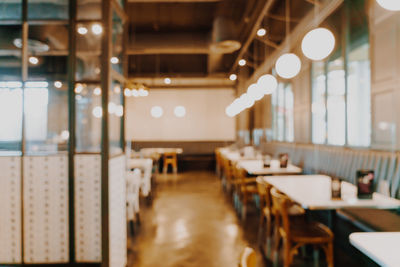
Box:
[261,142,400,199]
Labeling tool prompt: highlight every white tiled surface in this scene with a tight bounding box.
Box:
[74,154,102,262]
[109,155,127,267]
[23,155,69,263]
[264,175,400,210]
[0,156,22,263]
[350,232,400,267]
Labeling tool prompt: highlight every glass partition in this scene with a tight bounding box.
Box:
[75,83,102,153]
[0,25,22,152]
[0,1,22,21]
[311,61,326,144]
[76,22,102,81]
[109,80,123,155]
[27,0,69,21]
[112,11,123,74]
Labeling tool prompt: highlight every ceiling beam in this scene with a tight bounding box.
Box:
[229,0,277,73]
[129,76,235,89]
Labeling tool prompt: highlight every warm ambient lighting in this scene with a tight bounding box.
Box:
[151,106,163,118]
[77,26,88,35]
[275,53,301,79]
[302,28,335,61]
[93,87,101,96]
[92,106,102,118]
[247,83,264,101]
[91,23,103,35]
[164,77,171,84]
[229,74,237,81]
[29,56,39,65]
[238,59,246,66]
[174,106,186,118]
[74,83,83,94]
[131,89,139,97]
[257,74,277,95]
[54,81,62,88]
[110,57,119,64]
[257,28,266,37]
[124,88,132,97]
[376,0,400,11]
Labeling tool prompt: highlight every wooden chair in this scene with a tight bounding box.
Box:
[163,152,177,173]
[257,182,304,257]
[270,188,334,267]
[238,247,257,267]
[235,166,258,220]
[222,157,235,192]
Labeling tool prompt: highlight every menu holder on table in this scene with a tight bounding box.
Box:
[279,153,289,168]
[356,170,374,199]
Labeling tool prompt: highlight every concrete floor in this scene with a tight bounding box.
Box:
[127,171,263,267]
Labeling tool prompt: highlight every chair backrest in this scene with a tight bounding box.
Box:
[270,187,291,238]
[239,247,256,267]
[164,152,177,160]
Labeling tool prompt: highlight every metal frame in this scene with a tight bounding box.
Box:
[0,0,127,265]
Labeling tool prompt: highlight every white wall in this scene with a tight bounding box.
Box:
[125,88,236,141]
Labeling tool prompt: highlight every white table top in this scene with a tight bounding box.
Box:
[238,160,302,176]
[350,232,400,267]
[140,148,183,155]
[263,175,400,210]
[128,158,153,169]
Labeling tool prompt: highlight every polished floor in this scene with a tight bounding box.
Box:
[127,171,262,267]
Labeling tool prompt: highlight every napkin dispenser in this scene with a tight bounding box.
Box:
[356,170,374,199]
[331,177,342,200]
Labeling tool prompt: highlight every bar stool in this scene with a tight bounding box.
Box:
[163,152,178,174]
[270,188,334,267]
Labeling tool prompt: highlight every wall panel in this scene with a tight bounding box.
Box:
[0,156,22,264]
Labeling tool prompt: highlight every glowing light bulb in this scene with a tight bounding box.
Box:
[238,59,246,66]
[174,106,186,118]
[77,26,88,35]
[164,77,171,84]
[229,74,237,81]
[257,74,277,95]
[91,23,103,35]
[302,28,335,61]
[54,81,62,88]
[257,28,266,37]
[29,56,39,65]
[275,53,301,79]
[151,106,163,118]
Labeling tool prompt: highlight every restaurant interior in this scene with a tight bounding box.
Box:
[0,0,400,266]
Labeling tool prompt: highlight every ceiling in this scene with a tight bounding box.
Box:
[126,0,315,80]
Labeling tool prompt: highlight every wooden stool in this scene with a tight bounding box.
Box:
[238,247,257,267]
[271,188,334,267]
[163,152,177,173]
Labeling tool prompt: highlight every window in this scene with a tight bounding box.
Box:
[311,62,326,144]
[311,0,371,147]
[272,82,293,142]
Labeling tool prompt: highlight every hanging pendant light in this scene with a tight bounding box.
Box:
[275,0,301,79]
[275,53,301,79]
[257,74,277,95]
[376,0,400,11]
[247,83,264,101]
[302,28,335,60]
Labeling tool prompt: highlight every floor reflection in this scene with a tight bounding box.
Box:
[128,171,263,267]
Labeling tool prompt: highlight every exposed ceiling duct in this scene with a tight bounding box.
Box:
[210,16,241,54]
